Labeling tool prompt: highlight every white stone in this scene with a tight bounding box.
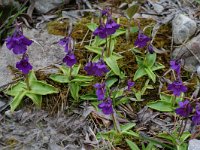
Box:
[188,139,200,150]
[172,14,197,44]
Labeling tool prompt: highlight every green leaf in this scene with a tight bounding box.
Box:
[146,142,155,150]
[180,131,191,143]
[69,82,80,101]
[144,67,156,83]
[49,74,70,83]
[72,64,81,76]
[121,123,136,132]
[130,26,139,33]
[85,45,123,60]
[135,92,142,101]
[125,5,140,19]
[26,92,42,107]
[157,133,175,142]
[10,90,27,112]
[152,62,165,71]
[30,81,59,95]
[106,38,116,54]
[145,53,156,68]
[28,70,37,85]
[80,94,97,101]
[126,139,140,150]
[86,22,98,31]
[194,0,200,4]
[59,65,70,75]
[105,55,121,76]
[115,97,130,105]
[6,82,26,96]
[71,75,94,82]
[160,93,173,102]
[122,131,139,138]
[106,77,118,88]
[134,67,146,81]
[113,89,124,99]
[147,100,174,112]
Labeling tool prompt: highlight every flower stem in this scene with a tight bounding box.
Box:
[106,37,109,57]
[172,96,176,107]
[108,35,112,57]
[24,74,30,91]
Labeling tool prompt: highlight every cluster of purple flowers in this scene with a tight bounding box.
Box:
[84,60,109,76]
[59,36,76,67]
[167,59,200,125]
[93,8,120,39]
[134,30,154,53]
[175,100,200,125]
[6,29,33,74]
[167,59,186,96]
[94,82,113,115]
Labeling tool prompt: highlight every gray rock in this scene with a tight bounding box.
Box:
[188,139,200,150]
[0,0,20,8]
[152,3,164,14]
[172,33,200,72]
[0,101,6,108]
[172,14,197,44]
[0,29,65,87]
[34,0,71,14]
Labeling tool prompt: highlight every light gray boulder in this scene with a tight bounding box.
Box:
[0,29,65,87]
[172,14,197,44]
[34,0,71,14]
[188,139,200,150]
[172,33,200,72]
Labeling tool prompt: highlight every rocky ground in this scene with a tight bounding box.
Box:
[1,0,200,149]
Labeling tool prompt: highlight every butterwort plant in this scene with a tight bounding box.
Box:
[93,8,120,57]
[5,24,58,111]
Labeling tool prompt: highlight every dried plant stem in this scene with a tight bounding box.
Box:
[111,110,121,133]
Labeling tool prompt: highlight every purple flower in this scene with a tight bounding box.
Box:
[84,60,109,77]
[63,53,77,67]
[95,60,109,76]
[94,82,106,100]
[148,44,154,54]
[170,60,181,75]
[59,36,73,53]
[93,24,107,39]
[127,79,135,91]
[167,80,187,96]
[192,105,200,125]
[6,30,33,55]
[175,100,192,117]
[16,57,32,74]
[98,98,113,115]
[101,8,110,16]
[134,31,151,48]
[105,18,120,35]
[84,62,97,76]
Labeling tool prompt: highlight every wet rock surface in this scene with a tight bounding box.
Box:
[0,29,65,87]
[172,14,197,45]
